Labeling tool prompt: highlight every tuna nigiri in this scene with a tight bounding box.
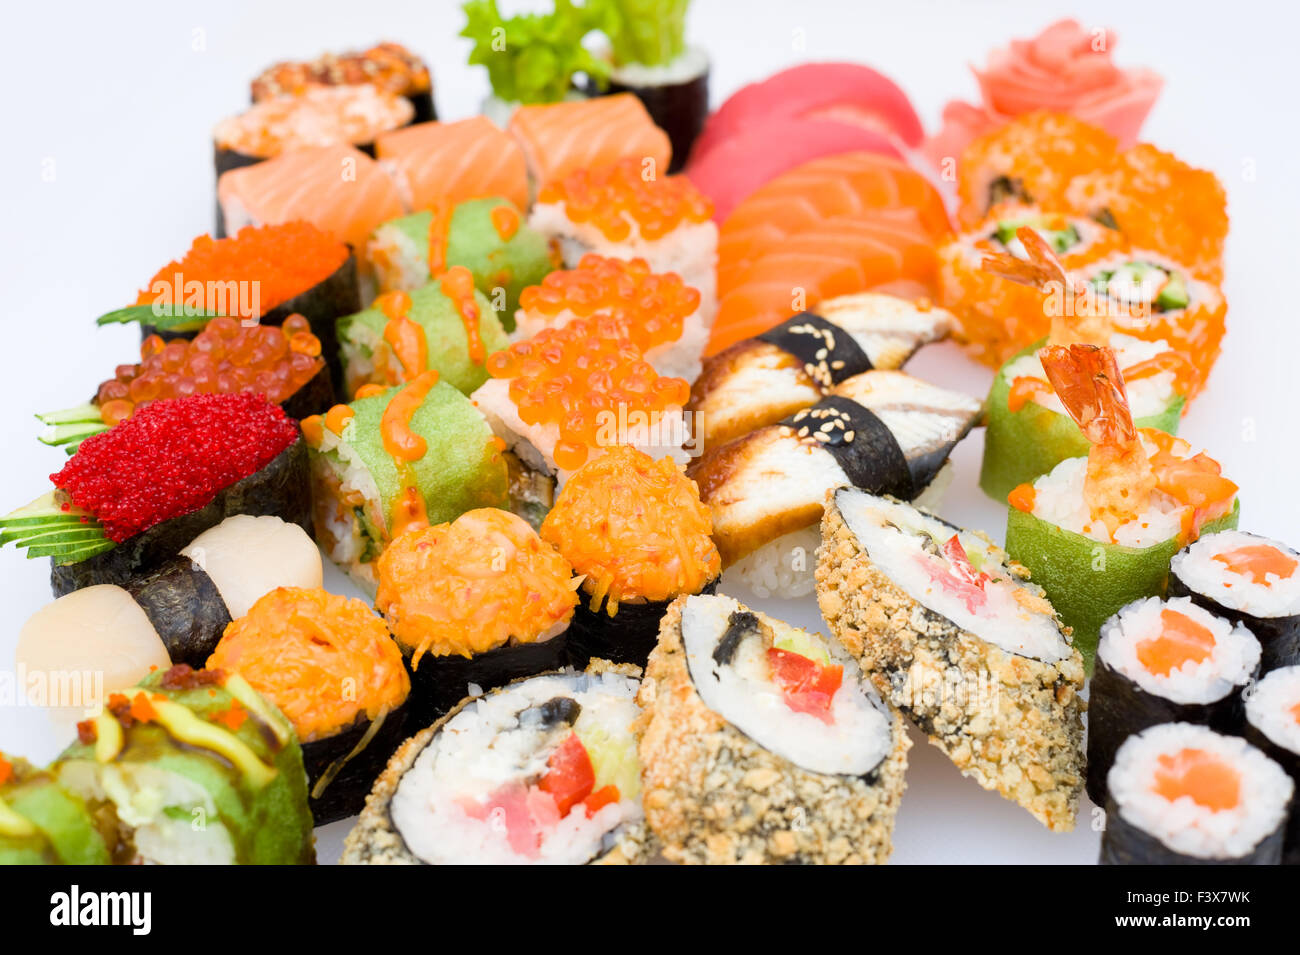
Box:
[376,116,529,212]
[218,143,405,249]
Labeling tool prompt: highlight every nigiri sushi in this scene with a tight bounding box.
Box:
[375,115,528,211]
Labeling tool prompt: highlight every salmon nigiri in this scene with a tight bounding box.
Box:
[376,116,529,212]
[508,93,672,187]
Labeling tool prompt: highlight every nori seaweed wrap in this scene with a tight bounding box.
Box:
[1241,666,1300,864]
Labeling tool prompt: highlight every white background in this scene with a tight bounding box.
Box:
[1,0,1296,864]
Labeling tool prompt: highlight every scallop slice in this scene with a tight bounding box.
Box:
[182,515,322,620]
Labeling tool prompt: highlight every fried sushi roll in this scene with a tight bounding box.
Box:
[1101,723,1292,866]
[1241,666,1300,864]
[816,488,1085,831]
[691,369,981,598]
[688,292,952,450]
[1169,530,1300,673]
[209,587,410,824]
[540,447,720,669]
[0,754,113,865]
[636,594,909,864]
[1087,597,1261,807]
[376,509,576,724]
[343,662,648,865]
[59,665,315,865]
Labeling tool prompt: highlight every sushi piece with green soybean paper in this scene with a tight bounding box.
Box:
[0,755,112,865]
[1004,344,1239,665]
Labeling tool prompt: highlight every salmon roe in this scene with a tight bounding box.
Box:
[96,315,323,424]
[538,158,713,241]
[52,393,299,542]
[485,319,690,472]
[517,253,699,349]
[135,222,348,317]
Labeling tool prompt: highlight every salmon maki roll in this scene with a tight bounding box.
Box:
[376,116,528,212]
[217,143,405,249]
[508,94,672,191]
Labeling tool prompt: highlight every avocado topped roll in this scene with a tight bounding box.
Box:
[637,594,910,864]
[343,662,646,865]
[59,665,314,865]
[0,754,113,865]
[816,488,1085,831]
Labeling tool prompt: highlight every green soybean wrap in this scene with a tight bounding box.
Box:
[0,758,112,865]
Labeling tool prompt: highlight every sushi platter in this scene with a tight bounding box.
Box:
[1,0,1298,871]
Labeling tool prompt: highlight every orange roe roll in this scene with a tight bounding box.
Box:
[537,158,714,241]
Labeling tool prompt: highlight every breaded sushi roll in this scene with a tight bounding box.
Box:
[1242,666,1300,864]
[529,159,717,318]
[1101,723,1292,865]
[209,586,411,824]
[688,292,952,450]
[816,488,1085,831]
[690,369,981,598]
[1087,597,1261,806]
[342,662,648,865]
[1170,530,1300,674]
[375,508,577,723]
[636,594,910,864]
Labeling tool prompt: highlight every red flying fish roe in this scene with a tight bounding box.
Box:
[517,253,699,351]
[486,319,691,472]
[134,222,348,317]
[537,158,714,241]
[95,315,323,426]
[52,393,299,543]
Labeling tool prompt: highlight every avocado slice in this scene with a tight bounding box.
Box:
[994,217,1081,255]
[773,630,831,667]
[1155,272,1190,311]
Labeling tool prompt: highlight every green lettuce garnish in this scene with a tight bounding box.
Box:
[461,0,612,105]
[603,0,690,67]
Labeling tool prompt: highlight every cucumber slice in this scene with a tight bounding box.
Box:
[0,520,96,545]
[36,402,101,427]
[773,630,830,666]
[4,526,106,548]
[95,304,223,333]
[40,539,117,563]
[0,491,84,528]
[39,421,108,448]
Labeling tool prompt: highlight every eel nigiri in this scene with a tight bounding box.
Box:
[376,115,529,212]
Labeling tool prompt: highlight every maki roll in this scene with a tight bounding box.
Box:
[362,198,556,317]
[44,315,331,453]
[60,665,316,864]
[374,509,576,724]
[540,446,720,669]
[1170,530,1300,673]
[980,331,1191,502]
[343,662,648,865]
[251,42,436,124]
[637,594,910,864]
[1242,666,1300,863]
[1101,723,1292,865]
[1087,597,1261,807]
[17,515,322,682]
[0,755,112,865]
[529,158,716,316]
[208,587,411,824]
[0,393,310,596]
[816,488,1085,830]
[1005,345,1239,663]
[337,266,509,398]
[691,369,981,598]
[510,253,707,382]
[302,371,509,590]
[375,116,529,213]
[688,292,952,449]
[473,316,692,486]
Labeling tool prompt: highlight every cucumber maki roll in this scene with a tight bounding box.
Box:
[302,371,510,591]
[1004,345,1239,664]
[0,754,113,865]
[59,665,315,865]
[1241,666,1300,864]
[1169,530,1300,674]
[375,509,576,724]
[337,266,509,399]
[540,446,720,669]
[1087,597,1261,807]
[1101,724,1292,866]
[342,661,648,865]
[637,594,910,864]
[363,198,557,322]
[209,587,411,824]
[0,393,310,597]
[816,488,1085,831]
[980,332,1190,502]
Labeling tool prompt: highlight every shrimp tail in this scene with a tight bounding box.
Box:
[1039,344,1138,447]
[980,226,1078,292]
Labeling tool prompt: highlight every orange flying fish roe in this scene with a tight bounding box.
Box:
[374,508,578,664]
[95,314,323,424]
[135,222,348,316]
[538,158,713,241]
[539,446,720,614]
[208,586,409,741]
[1152,748,1241,812]
[486,318,690,472]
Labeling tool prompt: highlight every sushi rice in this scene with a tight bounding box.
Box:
[1000,333,1178,420]
[1172,530,1300,620]
[1245,666,1300,755]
